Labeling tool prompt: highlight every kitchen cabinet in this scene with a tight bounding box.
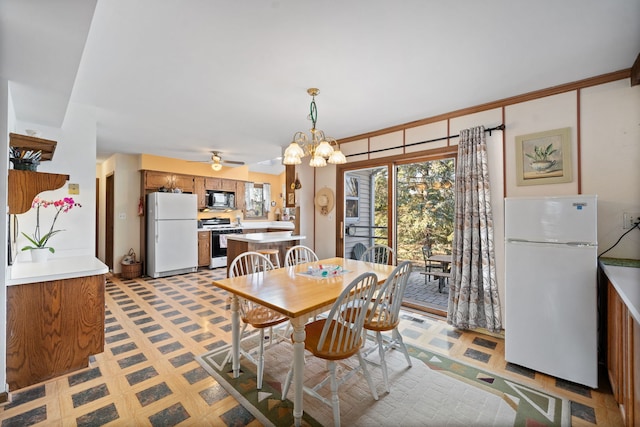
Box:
[236,181,245,212]
[6,274,105,391]
[606,275,639,426]
[8,170,69,214]
[194,177,206,209]
[144,171,194,193]
[205,177,220,190]
[198,231,211,267]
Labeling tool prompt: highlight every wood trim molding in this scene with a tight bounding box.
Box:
[631,52,640,86]
[338,68,631,145]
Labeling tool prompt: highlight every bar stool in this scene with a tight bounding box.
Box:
[257,248,280,268]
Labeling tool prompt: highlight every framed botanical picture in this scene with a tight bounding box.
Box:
[515,127,572,186]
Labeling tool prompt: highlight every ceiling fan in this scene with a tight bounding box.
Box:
[197,151,245,171]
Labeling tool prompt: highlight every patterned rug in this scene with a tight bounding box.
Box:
[196,332,569,426]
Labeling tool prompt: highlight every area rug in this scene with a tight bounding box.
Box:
[196,335,569,427]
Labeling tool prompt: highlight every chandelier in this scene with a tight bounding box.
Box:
[283,88,347,167]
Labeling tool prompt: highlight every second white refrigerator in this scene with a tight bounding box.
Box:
[504,195,598,388]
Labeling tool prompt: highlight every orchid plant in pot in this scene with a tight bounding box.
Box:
[21,196,82,261]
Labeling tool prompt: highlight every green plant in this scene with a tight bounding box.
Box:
[21,197,82,253]
[526,143,557,162]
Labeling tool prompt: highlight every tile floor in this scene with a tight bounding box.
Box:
[0,268,623,426]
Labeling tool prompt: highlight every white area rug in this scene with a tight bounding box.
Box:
[196,335,554,427]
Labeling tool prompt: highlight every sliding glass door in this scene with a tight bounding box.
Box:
[343,166,388,260]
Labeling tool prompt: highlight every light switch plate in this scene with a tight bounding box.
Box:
[68,183,79,195]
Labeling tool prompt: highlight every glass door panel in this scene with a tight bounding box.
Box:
[343,166,388,260]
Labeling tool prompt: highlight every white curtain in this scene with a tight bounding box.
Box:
[447,126,502,332]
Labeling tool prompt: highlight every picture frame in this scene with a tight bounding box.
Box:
[515,127,572,186]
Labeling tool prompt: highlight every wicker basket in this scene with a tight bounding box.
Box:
[121,248,142,279]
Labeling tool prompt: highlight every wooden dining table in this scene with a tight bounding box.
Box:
[211,257,395,427]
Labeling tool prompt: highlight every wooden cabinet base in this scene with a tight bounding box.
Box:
[6,275,105,391]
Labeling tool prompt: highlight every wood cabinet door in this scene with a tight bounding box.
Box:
[608,282,623,401]
[194,177,206,209]
[205,177,221,190]
[175,175,194,193]
[632,318,640,427]
[221,179,236,191]
[236,181,245,212]
[144,171,173,191]
[198,231,211,267]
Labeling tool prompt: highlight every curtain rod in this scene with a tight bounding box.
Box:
[344,124,505,158]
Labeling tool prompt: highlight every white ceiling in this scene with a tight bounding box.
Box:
[2,1,639,175]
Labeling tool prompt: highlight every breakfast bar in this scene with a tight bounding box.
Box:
[225,231,306,269]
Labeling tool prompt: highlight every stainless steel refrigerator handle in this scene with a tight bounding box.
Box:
[155,198,159,244]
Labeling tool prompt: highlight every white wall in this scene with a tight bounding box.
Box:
[0,79,12,396]
[581,80,640,258]
[14,102,97,261]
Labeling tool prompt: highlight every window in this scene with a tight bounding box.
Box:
[244,183,271,219]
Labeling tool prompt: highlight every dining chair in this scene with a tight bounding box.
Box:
[359,243,397,266]
[281,272,380,427]
[228,251,289,389]
[284,244,319,267]
[362,261,413,393]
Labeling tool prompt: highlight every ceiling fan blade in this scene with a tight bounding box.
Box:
[222,160,245,165]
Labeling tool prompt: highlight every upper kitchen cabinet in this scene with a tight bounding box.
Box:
[235,181,245,212]
[143,171,194,194]
[194,177,206,209]
[205,177,236,192]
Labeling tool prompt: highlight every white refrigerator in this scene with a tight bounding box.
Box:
[146,192,198,278]
[504,195,598,388]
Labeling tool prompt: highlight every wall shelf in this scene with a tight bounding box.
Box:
[8,170,69,214]
[9,133,57,161]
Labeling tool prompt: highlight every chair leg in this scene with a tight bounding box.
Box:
[328,362,341,427]
[392,328,412,368]
[375,331,390,393]
[282,362,293,400]
[257,329,265,389]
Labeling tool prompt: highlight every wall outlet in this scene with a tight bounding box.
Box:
[623,212,640,229]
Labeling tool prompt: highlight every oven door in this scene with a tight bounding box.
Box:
[211,232,227,258]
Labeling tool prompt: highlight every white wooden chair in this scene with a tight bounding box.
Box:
[359,243,396,266]
[284,245,319,267]
[362,261,413,392]
[227,252,288,389]
[281,272,380,427]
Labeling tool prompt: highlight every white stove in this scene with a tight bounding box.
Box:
[201,218,243,268]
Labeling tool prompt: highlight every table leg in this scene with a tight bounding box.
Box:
[291,317,306,427]
[231,295,240,378]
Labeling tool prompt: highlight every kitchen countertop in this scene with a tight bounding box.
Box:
[198,220,294,232]
[600,258,640,324]
[7,256,109,286]
[226,231,305,243]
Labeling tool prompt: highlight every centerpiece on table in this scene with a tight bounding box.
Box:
[21,196,82,262]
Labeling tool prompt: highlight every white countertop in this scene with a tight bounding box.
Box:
[600,262,640,324]
[198,221,294,232]
[7,256,109,286]
[226,231,305,244]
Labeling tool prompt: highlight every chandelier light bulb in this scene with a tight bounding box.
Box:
[211,162,222,171]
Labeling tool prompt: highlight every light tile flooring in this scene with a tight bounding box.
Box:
[0,268,623,426]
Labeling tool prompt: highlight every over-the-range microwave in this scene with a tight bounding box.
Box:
[206,190,236,210]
